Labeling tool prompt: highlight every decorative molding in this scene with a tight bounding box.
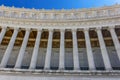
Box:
[0,4,119,29]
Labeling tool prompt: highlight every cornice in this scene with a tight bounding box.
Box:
[0,4,120,29]
[0,4,120,21]
[0,4,120,12]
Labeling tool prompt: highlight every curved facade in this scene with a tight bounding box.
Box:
[0,4,120,80]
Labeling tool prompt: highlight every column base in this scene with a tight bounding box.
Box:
[74,68,80,70]
[29,67,35,70]
[58,68,65,72]
[44,68,50,70]
[14,67,21,69]
[89,68,96,71]
[0,66,5,68]
[105,68,112,71]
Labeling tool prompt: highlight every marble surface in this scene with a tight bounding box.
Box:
[0,73,120,80]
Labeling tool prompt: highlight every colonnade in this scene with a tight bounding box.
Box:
[0,26,119,71]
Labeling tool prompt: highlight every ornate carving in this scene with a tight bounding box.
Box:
[0,5,119,30]
[0,4,120,21]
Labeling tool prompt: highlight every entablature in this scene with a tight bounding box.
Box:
[0,17,120,30]
[0,4,120,21]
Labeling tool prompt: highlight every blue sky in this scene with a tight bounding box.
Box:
[0,0,120,9]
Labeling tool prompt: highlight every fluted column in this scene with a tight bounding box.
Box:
[44,29,53,70]
[0,27,7,44]
[84,28,95,70]
[15,28,30,68]
[29,29,42,69]
[109,26,120,61]
[59,29,65,70]
[0,27,19,68]
[96,27,112,70]
[72,29,80,70]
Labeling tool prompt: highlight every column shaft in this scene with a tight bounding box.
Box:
[29,30,42,69]
[84,29,95,70]
[0,28,18,68]
[15,29,30,68]
[96,28,112,70]
[72,29,80,70]
[59,29,65,70]
[0,27,7,44]
[109,27,120,61]
[44,29,53,70]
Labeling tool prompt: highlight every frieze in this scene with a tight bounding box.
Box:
[0,15,120,29]
[0,4,120,21]
[0,19,119,27]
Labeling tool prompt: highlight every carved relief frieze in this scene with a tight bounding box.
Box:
[0,4,120,21]
[0,14,120,29]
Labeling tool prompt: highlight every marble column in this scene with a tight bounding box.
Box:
[29,29,42,69]
[109,26,120,61]
[84,28,95,70]
[59,29,65,70]
[0,27,7,44]
[72,29,80,70]
[0,27,19,68]
[96,27,112,70]
[15,28,30,68]
[44,29,53,70]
